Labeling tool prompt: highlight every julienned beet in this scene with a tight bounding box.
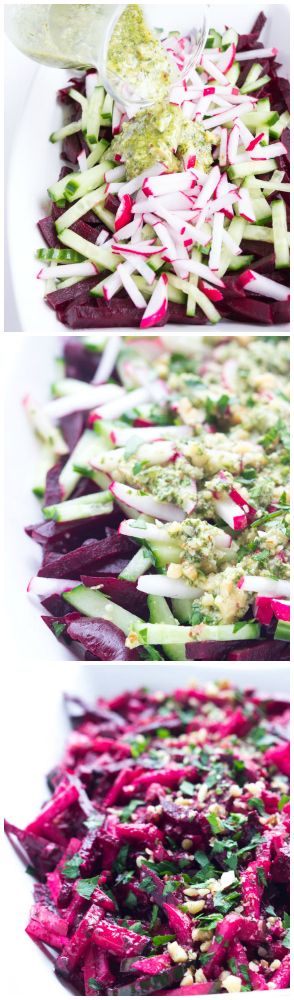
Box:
[25,335,290,662]
[5,683,290,995]
[37,11,290,329]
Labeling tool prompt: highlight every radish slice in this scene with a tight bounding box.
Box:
[105,165,126,182]
[227,124,240,165]
[115,194,133,232]
[119,163,163,199]
[90,386,153,423]
[110,482,185,522]
[85,72,99,98]
[236,47,278,61]
[91,336,121,385]
[198,280,223,302]
[222,230,242,256]
[28,577,76,598]
[203,102,254,130]
[254,595,274,625]
[201,54,231,86]
[43,383,121,420]
[137,576,201,599]
[251,141,287,161]
[113,242,162,258]
[119,521,171,543]
[142,172,197,197]
[237,270,290,303]
[209,212,224,271]
[37,262,96,280]
[117,264,147,308]
[221,358,238,392]
[217,42,237,75]
[219,129,228,167]
[173,258,224,288]
[96,229,109,246]
[113,218,142,242]
[77,150,87,172]
[237,189,256,222]
[215,496,247,531]
[194,165,220,208]
[238,575,290,598]
[271,599,290,622]
[140,275,168,330]
[111,424,193,445]
[102,269,130,302]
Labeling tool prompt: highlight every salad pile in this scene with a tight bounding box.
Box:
[6,682,290,995]
[37,11,290,329]
[25,335,290,662]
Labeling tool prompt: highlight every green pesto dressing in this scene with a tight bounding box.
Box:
[107,5,174,104]
[110,102,213,179]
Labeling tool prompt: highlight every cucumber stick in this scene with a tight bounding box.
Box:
[147,595,186,661]
[59,229,120,271]
[65,585,144,634]
[228,159,277,180]
[55,185,107,234]
[241,74,270,95]
[86,86,105,144]
[119,548,153,582]
[241,177,271,224]
[43,490,113,523]
[269,110,290,139]
[50,118,83,143]
[48,161,112,204]
[36,247,84,263]
[171,598,193,624]
[137,621,260,646]
[59,429,109,499]
[271,199,290,268]
[32,443,56,498]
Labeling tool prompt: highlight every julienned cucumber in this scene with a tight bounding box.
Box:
[274,620,290,641]
[228,159,277,180]
[228,254,254,272]
[269,109,290,139]
[171,597,193,624]
[135,621,261,645]
[241,74,270,95]
[58,229,120,271]
[119,548,153,582]
[55,186,107,234]
[64,585,144,634]
[48,161,112,204]
[271,199,290,268]
[148,540,181,569]
[43,490,113,522]
[86,85,105,144]
[36,247,84,263]
[50,118,82,143]
[147,594,186,661]
[59,428,108,499]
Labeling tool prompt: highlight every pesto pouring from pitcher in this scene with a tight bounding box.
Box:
[25,335,290,661]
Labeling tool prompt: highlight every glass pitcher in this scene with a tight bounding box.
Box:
[5,4,208,107]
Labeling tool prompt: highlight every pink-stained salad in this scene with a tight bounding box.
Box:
[5,682,290,995]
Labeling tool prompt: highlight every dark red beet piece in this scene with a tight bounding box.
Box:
[44,463,64,507]
[80,576,148,617]
[38,534,136,578]
[67,617,138,660]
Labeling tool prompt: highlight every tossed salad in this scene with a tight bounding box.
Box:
[25,334,290,662]
[37,10,290,328]
[6,682,290,995]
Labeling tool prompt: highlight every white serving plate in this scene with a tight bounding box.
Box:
[3,661,290,1000]
[7,4,290,334]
